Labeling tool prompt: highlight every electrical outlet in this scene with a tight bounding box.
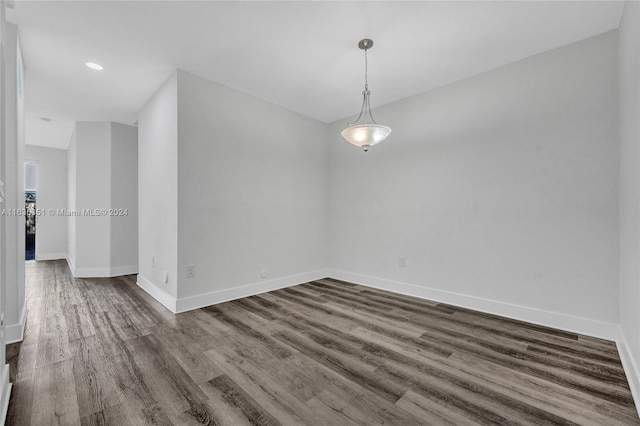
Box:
[398,257,407,268]
[151,256,155,267]
[186,265,195,278]
[260,269,268,279]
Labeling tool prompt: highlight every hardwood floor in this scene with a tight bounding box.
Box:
[6,260,640,425]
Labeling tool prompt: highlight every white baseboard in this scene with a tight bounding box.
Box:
[66,258,138,278]
[70,266,111,278]
[36,252,67,261]
[136,275,177,313]
[139,267,618,340]
[5,298,27,344]
[137,270,328,314]
[174,269,329,313]
[617,328,640,419]
[327,269,619,341]
[109,264,138,277]
[0,364,11,426]
[66,256,76,276]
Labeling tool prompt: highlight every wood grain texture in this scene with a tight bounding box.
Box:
[6,260,640,425]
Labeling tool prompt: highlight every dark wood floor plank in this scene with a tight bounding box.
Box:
[389,306,532,352]
[6,375,34,426]
[70,336,122,418]
[322,279,620,364]
[30,359,81,426]
[202,305,294,360]
[257,292,361,334]
[395,389,478,426]
[98,316,175,426]
[205,374,281,426]
[36,289,73,368]
[312,281,456,316]
[448,352,640,425]
[6,260,640,425]
[310,279,367,296]
[79,403,131,426]
[310,389,397,425]
[20,294,41,348]
[125,334,211,421]
[351,325,631,425]
[272,328,404,402]
[371,346,579,425]
[208,336,423,426]
[451,308,621,360]
[150,323,224,384]
[319,287,631,395]
[204,345,325,425]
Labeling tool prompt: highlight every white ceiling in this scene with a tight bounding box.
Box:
[8,1,625,149]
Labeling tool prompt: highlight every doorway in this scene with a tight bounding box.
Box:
[25,161,37,261]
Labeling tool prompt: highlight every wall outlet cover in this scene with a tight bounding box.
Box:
[186,265,195,278]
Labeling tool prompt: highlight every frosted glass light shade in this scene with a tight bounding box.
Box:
[341,124,392,149]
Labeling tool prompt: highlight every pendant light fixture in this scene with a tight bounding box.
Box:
[341,39,391,152]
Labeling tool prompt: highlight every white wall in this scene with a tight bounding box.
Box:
[618,0,640,409]
[175,70,328,309]
[328,31,619,337]
[67,127,77,269]
[137,73,178,302]
[137,70,328,312]
[25,145,67,260]
[67,121,138,277]
[2,22,25,344]
[15,25,24,333]
[0,2,10,422]
[73,122,111,273]
[110,122,138,274]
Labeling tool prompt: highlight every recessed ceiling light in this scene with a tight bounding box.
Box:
[86,62,103,71]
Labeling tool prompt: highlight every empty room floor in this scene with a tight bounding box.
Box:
[5,260,639,425]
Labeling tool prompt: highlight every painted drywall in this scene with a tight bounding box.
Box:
[175,70,328,303]
[72,122,111,273]
[0,3,11,421]
[2,22,26,343]
[137,73,178,300]
[67,127,77,269]
[329,31,619,333]
[25,145,67,260]
[15,25,25,339]
[67,121,138,277]
[110,122,138,274]
[618,0,640,407]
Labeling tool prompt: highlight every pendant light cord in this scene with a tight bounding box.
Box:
[364,47,369,91]
[348,42,378,126]
[364,46,378,124]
